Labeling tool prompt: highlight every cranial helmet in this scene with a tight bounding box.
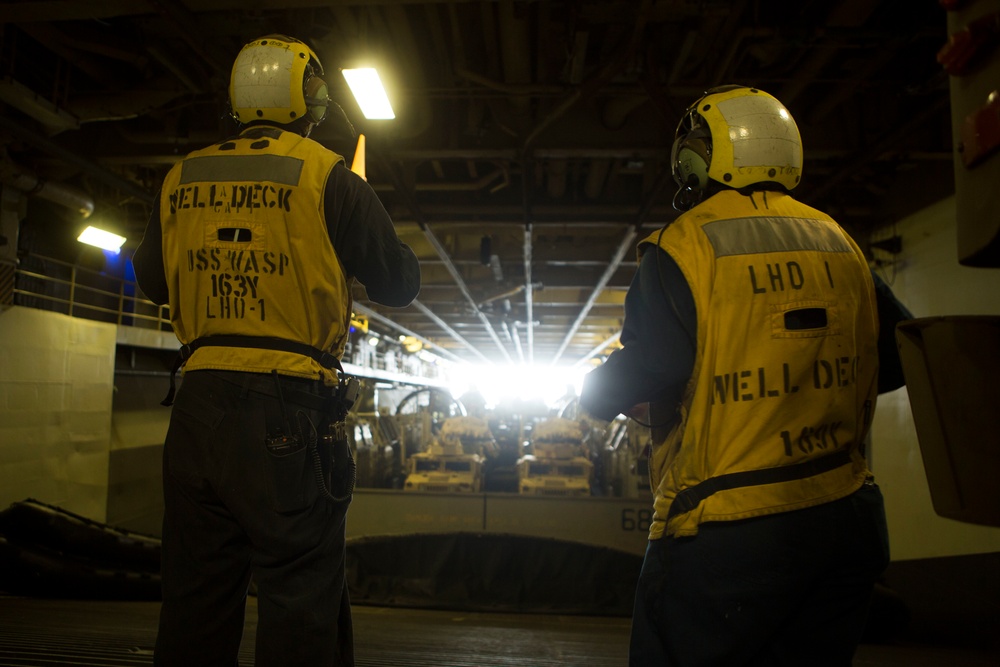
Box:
[229,35,330,127]
[670,85,802,210]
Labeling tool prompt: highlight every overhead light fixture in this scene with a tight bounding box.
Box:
[341,68,395,120]
[78,226,126,252]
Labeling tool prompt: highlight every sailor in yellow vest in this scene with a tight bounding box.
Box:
[133,35,419,667]
[580,85,912,666]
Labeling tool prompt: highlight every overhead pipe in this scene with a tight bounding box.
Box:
[520,151,536,364]
[520,0,652,153]
[377,153,512,362]
[667,30,699,87]
[781,0,882,109]
[29,21,147,66]
[0,158,94,218]
[477,282,540,308]
[16,22,121,89]
[573,329,624,368]
[515,0,649,367]
[549,229,636,365]
[600,95,650,131]
[479,284,524,307]
[0,1,550,25]
[145,0,230,76]
[383,201,676,225]
[385,147,665,161]
[502,320,524,364]
[776,44,841,109]
[584,159,612,200]
[511,321,524,363]
[146,44,206,94]
[497,0,533,117]
[423,226,513,362]
[550,168,673,365]
[567,29,589,85]
[410,299,493,365]
[522,223,535,364]
[352,302,464,364]
[803,95,950,206]
[499,317,514,342]
[707,4,761,85]
[412,168,505,192]
[448,0,558,144]
[0,113,154,205]
[546,159,567,198]
[807,43,901,124]
[451,66,581,98]
[0,74,79,133]
[68,80,192,124]
[115,126,220,146]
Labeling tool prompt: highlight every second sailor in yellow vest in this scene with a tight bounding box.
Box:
[639,187,878,539]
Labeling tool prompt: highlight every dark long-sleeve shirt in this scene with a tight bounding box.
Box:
[579,247,914,422]
[133,159,419,308]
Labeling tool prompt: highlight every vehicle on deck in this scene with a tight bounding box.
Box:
[403,416,495,493]
[517,417,593,496]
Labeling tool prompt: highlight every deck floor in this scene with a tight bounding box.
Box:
[0,596,997,666]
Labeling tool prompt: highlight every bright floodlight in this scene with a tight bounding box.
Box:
[446,363,590,411]
[78,226,126,252]
[342,68,395,119]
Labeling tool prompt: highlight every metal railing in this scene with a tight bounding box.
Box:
[11,254,171,331]
[8,253,447,382]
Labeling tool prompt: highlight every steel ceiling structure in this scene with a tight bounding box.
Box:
[0,0,953,366]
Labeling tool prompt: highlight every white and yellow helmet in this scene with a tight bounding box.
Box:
[671,85,802,209]
[229,35,329,126]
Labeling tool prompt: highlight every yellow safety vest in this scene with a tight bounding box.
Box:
[639,189,879,539]
[159,127,350,382]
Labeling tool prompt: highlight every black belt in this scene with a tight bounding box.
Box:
[213,371,334,413]
[161,335,343,406]
[666,448,853,521]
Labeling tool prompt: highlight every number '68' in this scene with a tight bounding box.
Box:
[621,508,652,531]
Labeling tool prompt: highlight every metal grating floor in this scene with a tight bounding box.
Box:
[0,596,997,666]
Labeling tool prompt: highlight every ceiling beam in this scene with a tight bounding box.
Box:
[0,113,155,205]
[378,152,512,362]
[352,302,463,364]
[550,167,673,364]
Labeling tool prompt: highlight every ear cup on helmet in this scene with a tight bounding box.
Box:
[674,138,710,191]
[303,75,329,124]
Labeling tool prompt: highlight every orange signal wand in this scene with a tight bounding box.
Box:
[350,134,366,181]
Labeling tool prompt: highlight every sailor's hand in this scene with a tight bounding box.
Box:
[626,402,649,423]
